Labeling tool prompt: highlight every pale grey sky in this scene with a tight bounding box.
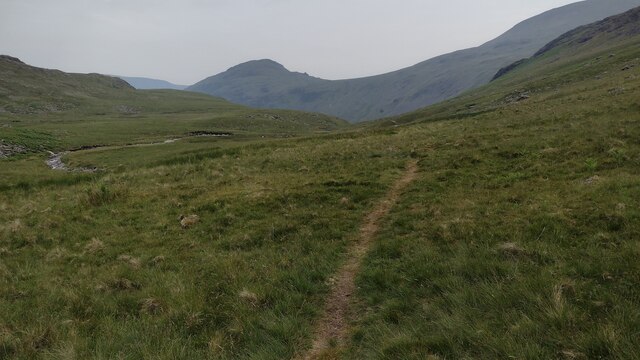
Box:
[0,0,579,84]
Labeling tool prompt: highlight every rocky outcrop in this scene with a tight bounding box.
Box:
[0,55,24,64]
[0,143,27,158]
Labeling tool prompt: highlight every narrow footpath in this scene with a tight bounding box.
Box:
[298,159,419,360]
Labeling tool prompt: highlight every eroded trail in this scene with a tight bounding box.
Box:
[298,159,419,360]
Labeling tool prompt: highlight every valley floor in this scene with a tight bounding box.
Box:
[2,94,639,358]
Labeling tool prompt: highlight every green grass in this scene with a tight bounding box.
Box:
[0,134,409,359]
[1,16,640,360]
[0,108,346,151]
[0,58,347,151]
[348,115,640,360]
[341,34,640,359]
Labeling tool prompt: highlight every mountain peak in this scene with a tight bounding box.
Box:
[226,59,288,77]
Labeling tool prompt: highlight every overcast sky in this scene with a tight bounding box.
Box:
[1,0,580,84]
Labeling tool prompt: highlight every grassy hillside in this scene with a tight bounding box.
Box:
[1,6,640,360]
[188,0,640,122]
[344,8,640,359]
[379,6,640,129]
[0,56,347,152]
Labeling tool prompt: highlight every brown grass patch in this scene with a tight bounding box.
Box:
[109,278,141,291]
[239,289,259,306]
[208,331,227,355]
[140,298,164,315]
[84,238,105,254]
[560,349,587,359]
[185,312,204,330]
[0,263,10,278]
[8,219,22,233]
[584,175,601,185]
[23,327,54,352]
[151,255,166,265]
[117,254,141,268]
[46,247,70,261]
[497,242,528,258]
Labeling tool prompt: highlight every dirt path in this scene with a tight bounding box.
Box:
[298,159,419,360]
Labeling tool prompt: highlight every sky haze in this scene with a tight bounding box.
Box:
[0,0,580,84]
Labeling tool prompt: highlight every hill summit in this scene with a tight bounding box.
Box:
[224,59,290,76]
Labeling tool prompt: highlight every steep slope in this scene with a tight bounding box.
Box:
[379,5,640,127]
[534,4,640,56]
[0,55,219,115]
[118,76,187,90]
[0,55,135,114]
[493,5,640,81]
[188,0,640,122]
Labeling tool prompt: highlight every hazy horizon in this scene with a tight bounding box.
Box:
[1,0,580,84]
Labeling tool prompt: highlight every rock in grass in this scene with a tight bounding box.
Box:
[0,143,27,159]
[584,175,600,185]
[179,214,200,228]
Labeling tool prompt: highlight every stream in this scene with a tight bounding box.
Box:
[45,132,232,171]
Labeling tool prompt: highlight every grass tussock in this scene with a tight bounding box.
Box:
[83,182,127,206]
[84,237,105,254]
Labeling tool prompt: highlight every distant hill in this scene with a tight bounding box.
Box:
[0,54,138,114]
[0,55,347,132]
[188,0,640,122]
[118,76,187,90]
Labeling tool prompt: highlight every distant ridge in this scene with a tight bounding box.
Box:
[118,76,187,90]
[188,0,640,122]
[0,56,348,133]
